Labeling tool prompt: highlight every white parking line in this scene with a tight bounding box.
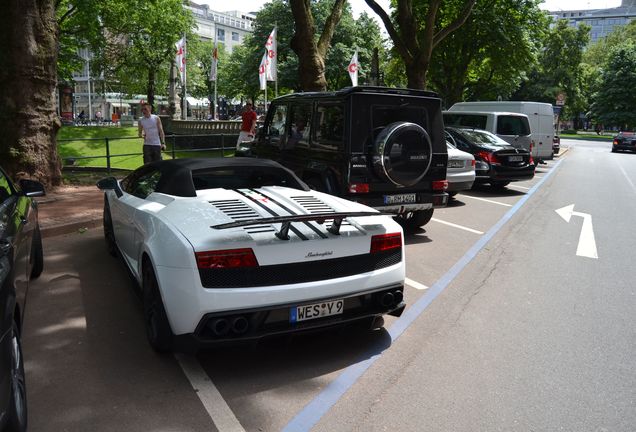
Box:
[176,354,246,432]
[507,184,530,190]
[431,218,484,234]
[458,194,512,207]
[405,278,429,291]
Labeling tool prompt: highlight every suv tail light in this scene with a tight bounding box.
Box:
[475,150,501,164]
[349,183,369,193]
[432,180,448,191]
[370,233,402,253]
[613,139,619,145]
[196,248,259,269]
[529,154,534,165]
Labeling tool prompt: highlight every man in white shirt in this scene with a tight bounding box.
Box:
[138,103,166,164]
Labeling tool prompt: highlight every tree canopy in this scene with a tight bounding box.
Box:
[428,0,547,107]
[589,43,636,129]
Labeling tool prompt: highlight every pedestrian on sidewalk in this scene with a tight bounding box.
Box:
[138,103,166,164]
[236,100,257,148]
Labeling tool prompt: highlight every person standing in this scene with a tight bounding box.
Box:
[236,100,257,148]
[138,103,166,164]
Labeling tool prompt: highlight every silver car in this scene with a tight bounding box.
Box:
[446,141,475,197]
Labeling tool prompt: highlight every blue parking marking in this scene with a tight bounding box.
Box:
[282,158,564,432]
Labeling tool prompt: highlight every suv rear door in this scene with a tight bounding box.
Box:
[494,114,532,153]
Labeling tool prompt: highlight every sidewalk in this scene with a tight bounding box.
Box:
[36,185,104,238]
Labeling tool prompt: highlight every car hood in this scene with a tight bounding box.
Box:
[147,186,402,266]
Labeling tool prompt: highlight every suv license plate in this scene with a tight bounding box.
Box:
[291,299,344,323]
[448,160,464,168]
[384,193,417,204]
[509,155,523,162]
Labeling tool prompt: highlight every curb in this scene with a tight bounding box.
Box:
[41,218,102,239]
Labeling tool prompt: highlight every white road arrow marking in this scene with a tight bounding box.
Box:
[555,204,598,259]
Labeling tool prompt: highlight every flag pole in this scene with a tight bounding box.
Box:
[274,25,278,98]
[183,33,187,120]
[213,34,218,120]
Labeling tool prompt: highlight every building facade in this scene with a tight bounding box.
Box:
[548,0,635,43]
[186,2,256,53]
[62,3,254,121]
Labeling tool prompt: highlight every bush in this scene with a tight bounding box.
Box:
[561,129,577,134]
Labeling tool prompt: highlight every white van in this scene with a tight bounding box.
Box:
[443,110,534,158]
[447,101,555,161]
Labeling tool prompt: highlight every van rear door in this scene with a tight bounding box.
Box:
[494,115,533,155]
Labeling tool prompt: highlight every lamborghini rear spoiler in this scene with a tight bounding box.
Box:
[211,211,389,240]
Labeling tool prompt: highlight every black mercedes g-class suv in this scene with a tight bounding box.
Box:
[239,86,448,230]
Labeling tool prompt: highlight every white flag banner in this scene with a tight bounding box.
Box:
[258,50,268,90]
[175,37,186,84]
[265,27,277,81]
[209,42,218,81]
[347,49,359,87]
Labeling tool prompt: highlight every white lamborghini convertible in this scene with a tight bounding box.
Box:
[98,158,405,352]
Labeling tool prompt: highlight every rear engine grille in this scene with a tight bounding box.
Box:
[198,248,401,288]
[291,195,350,226]
[210,199,274,234]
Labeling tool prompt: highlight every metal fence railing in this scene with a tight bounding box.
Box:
[57,133,240,174]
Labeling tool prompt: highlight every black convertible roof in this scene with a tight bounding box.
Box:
[139,158,308,197]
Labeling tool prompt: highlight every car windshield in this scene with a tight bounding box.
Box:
[459,129,509,147]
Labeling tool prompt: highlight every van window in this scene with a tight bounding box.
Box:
[313,103,344,151]
[496,115,530,136]
[443,113,487,129]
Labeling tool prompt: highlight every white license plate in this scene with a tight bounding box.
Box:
[508,155,523,162]
[291,299,344,323]
[448,160,464,168]
[384,193,417,204]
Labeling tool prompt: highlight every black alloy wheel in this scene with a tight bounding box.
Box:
[142,261,173,353]
[6,321,27,432]
[397,208,434,231]
[103,200,117,257]
[30,224,43,279]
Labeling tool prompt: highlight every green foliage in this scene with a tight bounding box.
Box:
[513,19,590,120]
[56,0,104,82]
[429,0,547,106]
[93,0,194,103]
[589,43,636,129]
[221,0,385,102]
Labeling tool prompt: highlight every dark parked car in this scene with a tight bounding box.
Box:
[445,127,535,189]
[611,131,636,153]
[553,135,560,155]
[238,86,449,231]
[0,167,45,432]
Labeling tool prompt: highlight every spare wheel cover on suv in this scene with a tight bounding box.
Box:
[373,122,433,187]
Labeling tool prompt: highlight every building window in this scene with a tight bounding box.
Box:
[232,32,239,41]
[217,28,225,41]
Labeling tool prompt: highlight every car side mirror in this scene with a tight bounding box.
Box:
[18,179,46,197]
[97,177,123,198]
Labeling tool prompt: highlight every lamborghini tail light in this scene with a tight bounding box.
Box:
[196,248,259,269]
[370,233,402,253]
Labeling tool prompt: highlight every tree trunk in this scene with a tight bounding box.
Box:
[0,0,62,186]
[290,0,345,92]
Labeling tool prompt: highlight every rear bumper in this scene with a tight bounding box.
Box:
[349,191,449,212]
[476,165,535,182]
[172,284,405,351]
